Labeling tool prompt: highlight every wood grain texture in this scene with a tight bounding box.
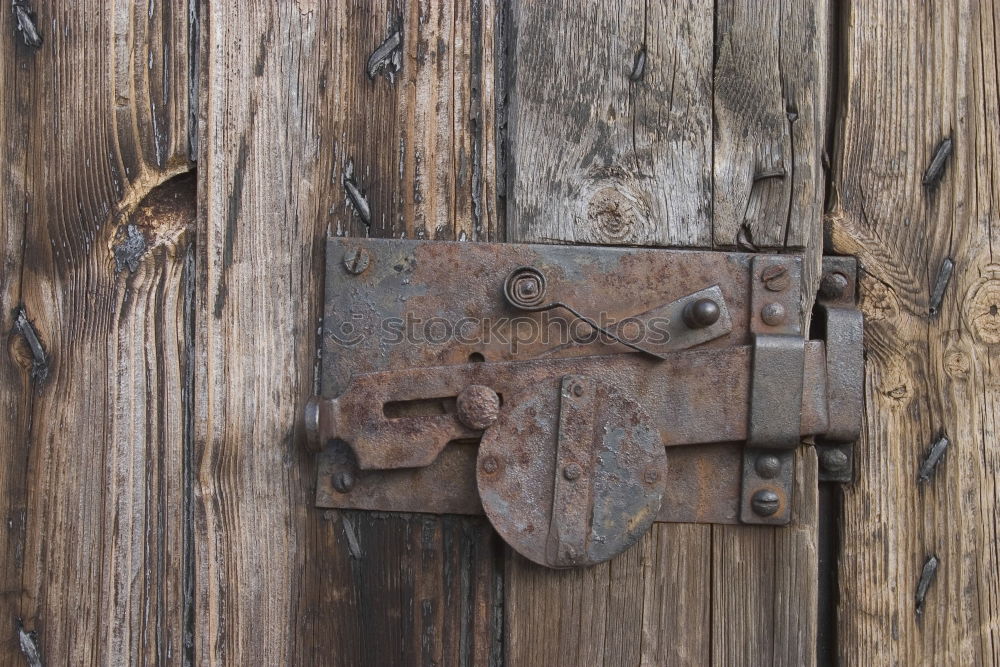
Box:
[504,1,827,665]
[714,0,828,254]
[0,1,194,664]
[507,0,713,247]
[830,1,1000,663]
[193,2,501,664]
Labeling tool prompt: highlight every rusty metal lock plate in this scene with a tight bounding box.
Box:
[307,238,865,562]
[477,375,666,568]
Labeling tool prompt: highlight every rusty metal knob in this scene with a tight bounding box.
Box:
[683,298,721,329]
[456,385,501,430]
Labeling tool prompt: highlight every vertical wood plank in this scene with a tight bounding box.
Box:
[710,3,827,665]
[503,1,714,665]
[830,1,999,662]
[505,0,828,664]
[0,8,36,663]
[194,2,501,664]
[0,1,194,663]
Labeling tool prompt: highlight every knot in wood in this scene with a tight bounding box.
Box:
[584,185,649,245]
[964,264,1000,344]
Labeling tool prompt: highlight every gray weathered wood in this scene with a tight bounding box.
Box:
[507,0,713,247]
[830,1,1000,662]
[505,1,827,664]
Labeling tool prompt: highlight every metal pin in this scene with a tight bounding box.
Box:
[343,177,371,226]
[14,307,48,381]
[922,137,953,187]
[628,47,646,82]
[917,435,949,483]
[366,30,402,81]
[16,618,41,667]
[12,1,42,48]
[737,224,759,252]
[929,257,954,316]
[753,166,787,181]
[341,516,363,559]
[915,555,939,616]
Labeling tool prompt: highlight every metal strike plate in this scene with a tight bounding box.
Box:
[815,256,863,482]
[306,238,864,567]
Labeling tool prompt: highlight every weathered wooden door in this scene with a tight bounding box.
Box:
[1,1,997,665]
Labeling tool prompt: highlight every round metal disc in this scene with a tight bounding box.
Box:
[476,375,666,568]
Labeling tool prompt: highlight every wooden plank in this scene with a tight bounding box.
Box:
[710,2,827,665]
[193,2,501,664]
[0,1,194,663]
[0,9,37,665]
[830,1,999,662]
[504,2,714,662]
[504,0,827,664]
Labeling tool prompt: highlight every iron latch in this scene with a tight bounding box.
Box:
[305,239,863,568]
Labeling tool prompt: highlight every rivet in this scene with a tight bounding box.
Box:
[481,455,499,475]
[819,272,849,300]
[760,302,787,326]
[682,298,721,329]
[344,247,371,275]
[755,454,782,479]
[563,463,582,481]
[332,470,355,493]
[572,383,585,397]
[751,489,780,517]
[761,265,790,292]
[819,447,849,473]
[643,468,661,484]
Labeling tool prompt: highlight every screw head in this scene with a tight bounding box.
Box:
[332,470,355,493]
[761,265,790,292]
[563,463,582,481]
[819,447,850,473]
[571,383,585,397]
[344,247,371,275]
[760,302,787,327]
[643,468,661,484]
[481,455,499,475]
[683,298,721,329]
[755,454,782,479]
[819,272,850,300]
[751,489,780,517]
[456,385,501,430]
